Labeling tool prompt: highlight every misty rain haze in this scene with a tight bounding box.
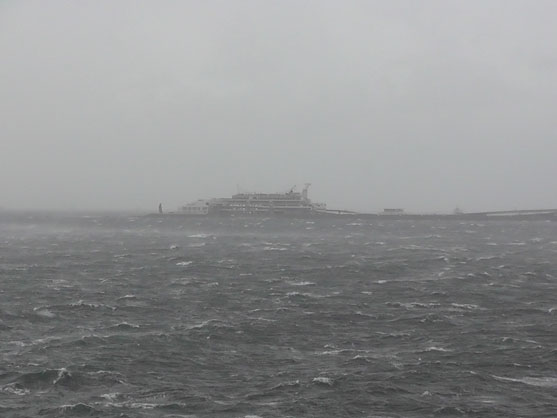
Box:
[1,1,557,418]
[1,1,556,212]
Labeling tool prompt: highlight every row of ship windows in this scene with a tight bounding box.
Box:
[226,202,308,206]
[233,198,303,201]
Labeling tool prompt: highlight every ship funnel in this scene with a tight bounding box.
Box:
[302,183,311,201]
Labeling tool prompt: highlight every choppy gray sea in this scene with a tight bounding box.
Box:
[1,212,557,417]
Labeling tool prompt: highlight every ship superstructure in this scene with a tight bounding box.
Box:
[180,184,326,215]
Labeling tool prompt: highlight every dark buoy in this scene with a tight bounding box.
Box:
[158,203,163,214]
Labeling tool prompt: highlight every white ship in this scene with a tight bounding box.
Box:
[180,184,326,216]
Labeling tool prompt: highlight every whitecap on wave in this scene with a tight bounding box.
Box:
[263,246,288,251]
[188,242,206,247]
[423,346,452,352]
[117,294,137,300]
[188,319,232,330]
[286,291,327,299]
[1,383,30,396]
[100,392,120,401]
[69,300,116,310]
[33,308,56,318]
[188,233,211,238]
[492,375,557,387]
[102,401,158,409]
[312,376,333,385]
[287,281,315,286]
[108,322,140,329]
[453,302,482,310]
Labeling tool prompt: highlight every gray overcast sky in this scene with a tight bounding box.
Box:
[1,0,556,213]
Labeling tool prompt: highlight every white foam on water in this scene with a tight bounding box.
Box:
[52,368,71,385]
[100,392,120,401]
[476,256,498,261]
[217,258,236,264]
[351,354,370,362]
[103,402,158,409]
[286,291,325,299]
[387,302,441,309]
[1,383,30,396]
[312,376,333,385]
[69,300,116,310]
[59,403,93,411]
[34,308,56,318]
[451,303,482,310]
[113,322,140,328]
[424,346,452,352]
[188,319,230,330]
[176,261,193,266]
[317,349,344,355]
[492,375,557,388]
[114,253,132,259]
[248,316,277,323]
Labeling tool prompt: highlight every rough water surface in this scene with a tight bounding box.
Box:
[1,212,557,417]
